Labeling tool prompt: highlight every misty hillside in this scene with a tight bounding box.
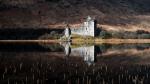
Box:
[0,0,150,29]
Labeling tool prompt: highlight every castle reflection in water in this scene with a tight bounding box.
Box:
[60,42,150,66]
[61,42,97,65]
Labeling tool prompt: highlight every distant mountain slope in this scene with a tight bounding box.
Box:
[0,0,150,30]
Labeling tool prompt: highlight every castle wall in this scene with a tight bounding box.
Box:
[71,17,95,37]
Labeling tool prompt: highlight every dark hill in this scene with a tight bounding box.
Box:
[0,0,150,28]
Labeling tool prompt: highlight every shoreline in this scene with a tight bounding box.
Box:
[0,40,59,43]
[0,39,150,44]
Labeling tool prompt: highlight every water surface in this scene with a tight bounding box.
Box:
[0,43,150,84]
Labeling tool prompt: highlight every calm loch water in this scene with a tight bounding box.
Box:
[0,43,150,84]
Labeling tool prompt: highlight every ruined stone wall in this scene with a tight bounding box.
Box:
[71,18,95,37]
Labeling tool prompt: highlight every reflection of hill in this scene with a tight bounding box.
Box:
[97,48,150,65]
[97,43,150,53]
[0,43,50,52]
[100,49,150,56]
[39,43,64,52]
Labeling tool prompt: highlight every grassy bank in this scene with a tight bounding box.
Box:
[71,39,150,44]
[70,34,150,44]
[0,39,150,45]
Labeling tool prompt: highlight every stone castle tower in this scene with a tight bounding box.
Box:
[83,16,95,37]
[71,16,96,37]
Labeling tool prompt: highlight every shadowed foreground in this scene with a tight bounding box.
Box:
[0,43,150,84]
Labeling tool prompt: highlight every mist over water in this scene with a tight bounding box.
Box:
[0,43,150,84]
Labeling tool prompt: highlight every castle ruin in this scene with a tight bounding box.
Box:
[64,16,96,38]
